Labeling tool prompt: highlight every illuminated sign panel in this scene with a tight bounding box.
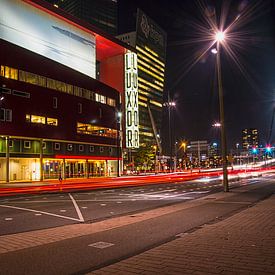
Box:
[0,0,96,78]
[125,52,139,148]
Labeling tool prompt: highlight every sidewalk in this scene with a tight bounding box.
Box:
[91,191,275,274]
[0,180,274,274]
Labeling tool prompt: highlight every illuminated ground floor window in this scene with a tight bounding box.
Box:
[0,158,119,182]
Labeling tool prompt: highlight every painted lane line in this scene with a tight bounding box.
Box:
[35,213,42,216]
[81,206,88,209]
[5,217,13,221]
[60,210,66,212]
[100,204,106,206]
[0,204,81,222]
[68,193,84,222]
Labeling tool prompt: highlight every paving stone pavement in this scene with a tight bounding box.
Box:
[90,194,275,274]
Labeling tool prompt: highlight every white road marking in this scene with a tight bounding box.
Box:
[100,204,106,206]
[0,204,82,222]
[127,189,178,197]
[60,210,66,212]
[5,217,13,221]
[35,213,42,216]
[116,201,122,204]
[68,193,84,222]
[81,206,88,209]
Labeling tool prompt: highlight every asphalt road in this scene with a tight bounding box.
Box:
[0,175,261,235]
[0,175,274,275]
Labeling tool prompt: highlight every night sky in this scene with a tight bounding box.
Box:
[119,0,275,150]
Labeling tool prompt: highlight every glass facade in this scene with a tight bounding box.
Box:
[55,0,118,36]
[1,65,116,108]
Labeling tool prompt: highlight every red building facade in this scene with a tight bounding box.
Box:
[0,0,135,182]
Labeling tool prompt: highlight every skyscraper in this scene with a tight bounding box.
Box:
[242,128,259,149]
[117,9,166,150]
[53,0,118,35]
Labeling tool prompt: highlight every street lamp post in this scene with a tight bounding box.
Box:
[215,31,229,192]
[116,111,122,177]
[163,96,176,173]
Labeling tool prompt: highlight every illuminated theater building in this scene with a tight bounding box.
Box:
[0,0,138,182]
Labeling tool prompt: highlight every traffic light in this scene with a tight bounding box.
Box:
[266,146,272,153]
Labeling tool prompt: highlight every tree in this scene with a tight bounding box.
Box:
[134,144,155,171]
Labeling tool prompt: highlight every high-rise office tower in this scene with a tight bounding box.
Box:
[242,128,259,149]
[53,0,118,35]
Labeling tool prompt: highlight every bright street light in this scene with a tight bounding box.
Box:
[213,122,221,127]
[215,31,225,43]
[211,48,218,54]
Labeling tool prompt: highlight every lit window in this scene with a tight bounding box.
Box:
[47,117,58,126]
[31,115,46,124]
[26,114,31,123]
[0,66,4,77]
[107,98,116,107]
[67,144,73,151]
[77,122,117,138]
[54,143,60,150]
[4,66,18,80]
[24,141,31,149]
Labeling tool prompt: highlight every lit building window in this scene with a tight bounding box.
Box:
[26,114,58,126]
[47,117,58,126]
[77,122,117,138]
[1,66,18,80]
[26,114,46,124]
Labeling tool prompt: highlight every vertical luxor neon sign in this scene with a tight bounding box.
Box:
[125,52,139,148]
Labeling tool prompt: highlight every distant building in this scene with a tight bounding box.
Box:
[117,9,167,149]
[186,140,209,166]
[52,0,118,36]
[242,128,259,149]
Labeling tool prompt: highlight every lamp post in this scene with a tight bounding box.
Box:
[215,31,229,192]
[116,111,122,177]
[163,97,176,173]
